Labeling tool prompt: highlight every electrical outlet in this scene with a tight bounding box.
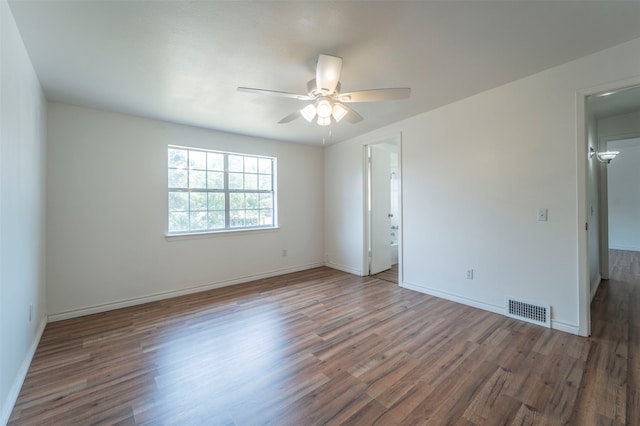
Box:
[466,269,474,280]
[537,208,548,221]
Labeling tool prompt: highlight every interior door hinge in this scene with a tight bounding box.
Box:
[585,222,589,231]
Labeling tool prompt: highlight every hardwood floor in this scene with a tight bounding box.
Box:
[8,265,639,425]
[372,264,398,284]
[610,249,640,283]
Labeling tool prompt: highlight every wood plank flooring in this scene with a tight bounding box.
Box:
[610,249,640,283]
[8,262,640,425]
[372,264,398,284]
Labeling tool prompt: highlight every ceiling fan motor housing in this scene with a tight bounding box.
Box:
[307,79,340,98]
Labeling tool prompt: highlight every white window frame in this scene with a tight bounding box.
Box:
[167,145,277,235]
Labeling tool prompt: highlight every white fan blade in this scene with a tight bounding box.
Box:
[337,88,410,103]
[316,54,342,94]
[278,111,301,124]
[340,103,364,123]
[238,87,312,101]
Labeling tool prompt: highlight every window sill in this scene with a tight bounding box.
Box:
[165,227,280,242]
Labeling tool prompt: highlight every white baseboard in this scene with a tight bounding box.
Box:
[401,281,503,315]
[1,317,47,426]
[48,263,324,322]
[401,280,581,336]
[550,320,581,335]
[324,261,363,276]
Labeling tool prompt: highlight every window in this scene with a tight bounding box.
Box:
[168,146,276,234]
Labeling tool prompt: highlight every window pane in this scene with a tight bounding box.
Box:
[245,173,258,190]
[208,193,225,210]
[229,173,243,190]
[207,152,224,171]
[260,193,273,209]
[230,193,244,210]
[168,147,276,234]
[168,149,188,169]
[208,211,225,229]
[207,171,224,189]
[169,169,188,188]
[169,191,188,211]
[246,193,259,209]
[190,211,207,230]
[189,170,206,189]
[169,212,189,232]
[230,210,245,227]
[258,158,272,174]
[245,156,258,173]
[260,209,273,226]
[190,192,207,211]
[258,174,272,190]
[228,155,243,172]
[246,210,259,226]
[189,151,206,170]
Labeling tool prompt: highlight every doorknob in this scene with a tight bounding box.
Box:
[388,213,394,218]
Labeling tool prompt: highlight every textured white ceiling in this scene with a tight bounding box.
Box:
[8,1,640,145]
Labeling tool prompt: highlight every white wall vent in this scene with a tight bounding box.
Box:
[505,297,551,328]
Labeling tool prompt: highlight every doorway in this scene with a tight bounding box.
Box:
[583,83,640,335]
[365,137,401,284]
[605,136,640,283]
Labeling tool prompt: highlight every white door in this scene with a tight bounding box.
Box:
[370,144,392,275]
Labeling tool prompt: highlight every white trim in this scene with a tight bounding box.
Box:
[47,263,323,322]
[165,226,280,241]
[550,320,581,335]
[324,262,363,276]
[363,145,371,275]
[397,133,404,287]
[1,318,47,426]
[402,280,581,335]
[576,89,591,337]
[591,273,602,301]
[401,281,503,315]
[363,134,403,280]
[577,76,640,337]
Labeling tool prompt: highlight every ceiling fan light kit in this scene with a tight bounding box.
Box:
[316,98,333,118]
[300,104,317,122]
[332,103,349,122]
[238,54,411,128]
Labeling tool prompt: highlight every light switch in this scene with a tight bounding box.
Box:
[537,208,548,221]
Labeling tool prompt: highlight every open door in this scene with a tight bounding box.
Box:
[369,144,392,275]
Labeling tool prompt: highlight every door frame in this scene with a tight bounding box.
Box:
[363,134,403,284]
[577,76,640,337]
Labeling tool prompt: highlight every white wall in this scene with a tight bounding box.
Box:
[325,36,640,335]
[324,139,367,275]
[607,137,640,251]
[598,110,640,141]
[0,1,47,423]
[46,103,324,319]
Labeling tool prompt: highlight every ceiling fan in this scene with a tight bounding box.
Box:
[238,54,411,126]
